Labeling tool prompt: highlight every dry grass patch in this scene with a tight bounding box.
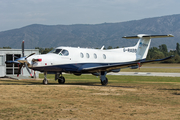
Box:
[0,76,180,119]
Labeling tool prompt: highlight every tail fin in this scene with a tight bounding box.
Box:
[123,34,174,60]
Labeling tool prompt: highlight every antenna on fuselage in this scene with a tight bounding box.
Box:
[101,45,104,50]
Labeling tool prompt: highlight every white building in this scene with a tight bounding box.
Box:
[0,49,39,78]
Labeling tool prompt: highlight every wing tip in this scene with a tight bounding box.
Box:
[122,34,174,39]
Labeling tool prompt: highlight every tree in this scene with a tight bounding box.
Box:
[176,43,180,55]
[159,44,168,56]
[114,46,119,49]
[147,47,160,60]
[1,47,11,49]
[43,48,54,54]
[153,51,165,59]
[35,47,54,54]
[107,46,112,49]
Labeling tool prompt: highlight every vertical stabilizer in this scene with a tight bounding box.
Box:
[122,34,174,60]
[136,35,151,59]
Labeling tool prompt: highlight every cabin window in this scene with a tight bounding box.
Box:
[94,53,97,59]
[103,54,106,59]
[86,53,90,58]
[80,53,84,58]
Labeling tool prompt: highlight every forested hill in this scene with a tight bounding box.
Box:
[0,14,180,49]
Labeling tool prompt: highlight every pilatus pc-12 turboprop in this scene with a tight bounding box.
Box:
[5,34,174,85]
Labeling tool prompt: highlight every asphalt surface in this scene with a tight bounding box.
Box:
[108,72,180,77]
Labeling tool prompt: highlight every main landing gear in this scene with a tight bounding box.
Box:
[58,76,65,84]
[55,73,65,84]
[42,72,66,85]
[100,71,108,86]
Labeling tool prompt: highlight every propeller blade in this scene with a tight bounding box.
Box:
[14,55,19,59]
[24,63,32,77]
[26,53,35,59]
[17,64,23,77]
[5,60,19,64]
[22,40,24,57]
[17,59,28,64]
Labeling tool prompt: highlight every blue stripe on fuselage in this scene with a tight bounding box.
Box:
[30,63,110,73]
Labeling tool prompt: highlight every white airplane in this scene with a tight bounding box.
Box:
[5,34,174,85]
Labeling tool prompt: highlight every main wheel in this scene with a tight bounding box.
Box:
[43,79,48,85]
[58,76,65,84]
[101,77,108,86]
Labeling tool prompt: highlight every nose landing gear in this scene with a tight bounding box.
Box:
[43,72,48,85]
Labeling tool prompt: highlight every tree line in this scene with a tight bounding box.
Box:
[35,47,54,54]
[146,43,180,63]
[1,43,180,63]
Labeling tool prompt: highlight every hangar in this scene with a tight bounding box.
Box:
[0,49,39,78]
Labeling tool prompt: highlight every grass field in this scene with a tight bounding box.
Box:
[0,74,180,120]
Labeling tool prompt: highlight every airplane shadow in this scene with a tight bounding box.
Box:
[158,88,180,91]
[172,92,180,95]
[158,88,180,95]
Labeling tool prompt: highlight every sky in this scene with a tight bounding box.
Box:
[0,0,180,32]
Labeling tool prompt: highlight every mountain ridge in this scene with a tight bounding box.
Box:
[0,14,180,49]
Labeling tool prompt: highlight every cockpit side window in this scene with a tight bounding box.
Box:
[61,49,69,56]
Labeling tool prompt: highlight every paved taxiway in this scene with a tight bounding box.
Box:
[108,72,180,77]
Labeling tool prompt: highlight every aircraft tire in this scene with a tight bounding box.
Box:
[43,79,48,85]
[58,77,65,84]
[101,77,108,86]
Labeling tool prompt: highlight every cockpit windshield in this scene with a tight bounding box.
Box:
[48,49,69,56]
[49,49,62,54]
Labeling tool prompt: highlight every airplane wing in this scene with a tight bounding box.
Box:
[81,55,173,73]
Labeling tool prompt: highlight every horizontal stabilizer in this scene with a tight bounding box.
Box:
[122,34,174,39]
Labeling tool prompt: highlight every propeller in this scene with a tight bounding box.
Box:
[5,40,35,77]
[17,41,35,77]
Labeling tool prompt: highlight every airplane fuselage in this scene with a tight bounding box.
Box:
[28,46,138,73]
